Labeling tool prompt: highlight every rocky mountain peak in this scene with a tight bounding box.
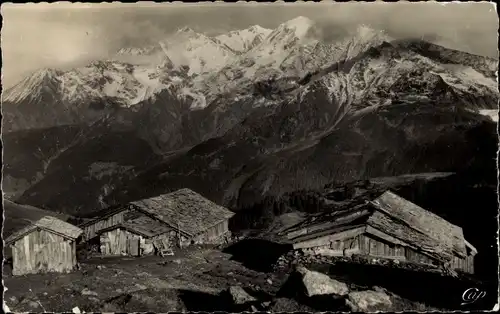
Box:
[3,68,63,103]
[177,26,196,34]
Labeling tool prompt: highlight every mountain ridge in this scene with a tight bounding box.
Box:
[2,17,498,217]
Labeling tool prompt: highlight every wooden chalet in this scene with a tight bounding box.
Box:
[80,188,235,256]
[283,191,477,274]
[4,200,83,276]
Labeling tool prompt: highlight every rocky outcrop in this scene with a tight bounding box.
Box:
[295,266,349,297]
[346,289,393,312]
[227,286,257,305]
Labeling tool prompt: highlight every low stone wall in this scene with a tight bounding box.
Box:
[273,250,445,275]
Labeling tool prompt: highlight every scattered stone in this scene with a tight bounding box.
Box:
[266,278,273,285]
[262,301,271,308]
[250,305,258,312]
[173,259,182,265]
[10,296,18,303]
[88,296,100,303]
[227,272,234,276]
[115,289,123,293]
[24,300,39,309]
[135,284,147,290]
[346,290,393,312]
[228,286,257,305]
[296,266,349,297]
[81,288,98,296]
[104,288,187,312]
[72,306,81,314]
[96,265,106,270]
[43,292,48,296]
[270,298,315,312]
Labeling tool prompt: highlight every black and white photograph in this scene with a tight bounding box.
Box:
[1,2,498,312]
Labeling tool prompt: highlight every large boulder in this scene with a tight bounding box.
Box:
[346,290,393,312]
[296,266,349,297]
[227,286,257,305]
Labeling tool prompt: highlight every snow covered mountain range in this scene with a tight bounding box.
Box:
[2,16,498,214]
[3,16,497,133]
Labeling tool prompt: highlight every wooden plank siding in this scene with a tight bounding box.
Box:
[83,210,129,240]
[452,255,475,274]
[11,229,77,276]
[358,234,406,260]
[192,220,230,245]
[300,231,474,273]
[293,226,366,250]
[405,247,437,265]
[303,235,360,257]
[100,228,143,256]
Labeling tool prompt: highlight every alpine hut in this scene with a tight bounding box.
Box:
[3,200,83,276]
[283,191,477,274]
[80,188,235,256]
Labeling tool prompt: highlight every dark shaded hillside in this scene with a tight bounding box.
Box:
[2,125,84,199]
[235,102,496,205]
[17,126,163,216]
[15,95,496,225]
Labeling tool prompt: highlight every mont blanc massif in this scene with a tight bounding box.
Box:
[2,17,498,220]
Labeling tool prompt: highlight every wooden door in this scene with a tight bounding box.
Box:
[127,238,140,256]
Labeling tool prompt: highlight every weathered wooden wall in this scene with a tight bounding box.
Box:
[298,230,474,273]
[84,210,129,240]
[192,220,230,245]
[11,229,76,276]
[303,235,360,257]
[302,233,437,265]
[451,255,474,274]
[293,227,366,250]
[404,247,436,265]
[358,234,406,260]
[100,228,141,256]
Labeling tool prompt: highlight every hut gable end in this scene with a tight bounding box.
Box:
[80,206,132,240]
[9,223,79,276]
[6,216,82,245]
[368,191,467,260]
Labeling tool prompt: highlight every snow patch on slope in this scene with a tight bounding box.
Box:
[3,68,63,103]
[158,28,235,75]
[439,64,498,91]
[130,66,167,105]
[179,87,207,110]
[216,25,272,52]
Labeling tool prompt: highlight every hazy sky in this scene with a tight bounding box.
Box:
[1,2,498,88]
